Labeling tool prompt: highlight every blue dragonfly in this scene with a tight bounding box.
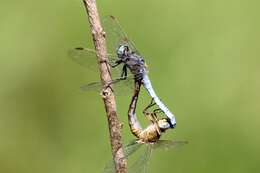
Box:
[69,15,177,127]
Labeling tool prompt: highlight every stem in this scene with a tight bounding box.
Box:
[82,0,127,172]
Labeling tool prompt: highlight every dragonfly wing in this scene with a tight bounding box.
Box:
[152,140,188,150]
[102,140,142,173]
[123,140,143,158]
[80,76,135,94]
[102,160,115,173]
[128,144,152,173]
[80,81,103,92]
[68,47,121,77]
[102,15,141,56]
[68,47,98,71]
[103,139,187,173]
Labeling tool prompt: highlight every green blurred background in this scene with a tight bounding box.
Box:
[1,0,259,172]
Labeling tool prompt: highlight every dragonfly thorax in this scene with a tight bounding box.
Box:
[136,119,171,143]
[138,124,161,143]
[115,44,147,80]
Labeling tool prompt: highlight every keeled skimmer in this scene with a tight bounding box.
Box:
[69,15,176,127]
[103,80,187,173]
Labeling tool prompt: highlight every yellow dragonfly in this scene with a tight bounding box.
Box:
[103,81,187,173]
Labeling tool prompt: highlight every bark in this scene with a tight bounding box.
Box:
[82,0,127,172]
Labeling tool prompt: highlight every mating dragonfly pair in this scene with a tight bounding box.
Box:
[69,15,187,173]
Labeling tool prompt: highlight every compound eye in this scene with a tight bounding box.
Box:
[124,45,129,51]
[158,119,171,129]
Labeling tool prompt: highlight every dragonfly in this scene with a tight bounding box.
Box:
[103,80,187,173]
[69,15,176,127]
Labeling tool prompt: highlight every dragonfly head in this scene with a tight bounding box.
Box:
[117,45,129,59]
[158,118,172,131]
[158,118,176,131]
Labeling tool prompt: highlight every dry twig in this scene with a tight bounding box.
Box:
[82,0,127,172]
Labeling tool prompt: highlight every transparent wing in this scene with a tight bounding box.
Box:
[152,140,188,150]
[68,47,98,71]
[128,144,152,173]
[103,15,141,56]
[102,140,187,173]
[102,160,115,173]
[126,140,187,173]
[69,15,141,73]
[102,140,143,173]
[68,47,122,77]
[80,76,135,94]
[123,140,143,157]
[68,47,135,93]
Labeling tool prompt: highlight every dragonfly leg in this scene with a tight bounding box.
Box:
[143,100,159,123]
[142,98,156,115]
[109,59,122,68]
[143,112,157,124]
[103,82,115,93]
[120,64,128,80]
[101,64,128,92]
[149,98,156,106]
[153,108,163,114]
